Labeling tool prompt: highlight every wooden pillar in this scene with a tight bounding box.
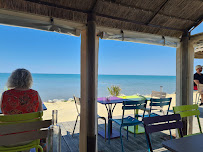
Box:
[176,32,194,135]
[80,13,98,152]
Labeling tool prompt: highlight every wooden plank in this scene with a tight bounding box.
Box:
[0,120,51,135]
[61,120,174,152]
[61,122,79,152]
[61,136,71,152]
[0,130,48,146]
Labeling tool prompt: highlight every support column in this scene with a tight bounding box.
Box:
[80,13,98,152]
[176,32,194,135]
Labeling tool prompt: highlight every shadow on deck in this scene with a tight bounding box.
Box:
[59,120,171,152]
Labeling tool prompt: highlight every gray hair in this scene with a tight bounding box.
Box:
[7,69,33,89]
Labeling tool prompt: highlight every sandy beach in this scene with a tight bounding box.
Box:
[43,93,179,123]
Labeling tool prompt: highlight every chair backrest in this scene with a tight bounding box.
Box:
[122,99,147,121]
[198,84,203,93]
[151,91,166,98]
[73,96,80,114]
[149,98,172,115]
[0,112,52,146]
[173,104,202,134]
[143,114,183,135]
[143,114,183,152]
[0,111,43,124]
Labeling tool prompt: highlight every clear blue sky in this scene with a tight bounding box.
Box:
[0,23,202,76]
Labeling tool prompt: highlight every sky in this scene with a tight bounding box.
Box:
[0,23,202,76]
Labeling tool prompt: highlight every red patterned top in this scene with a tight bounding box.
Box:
[1,89,39,115]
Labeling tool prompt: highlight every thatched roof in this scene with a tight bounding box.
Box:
[194,40,203,58]
[0,0,202,38]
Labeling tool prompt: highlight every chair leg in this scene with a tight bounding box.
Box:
[195,92,198,104]
[134,125,136,137]
[169,129,172,139]
[145,133,153,152]
[72,115,79,137]
[127,126,129,141]
[195,92,200,104]
[36,145,43,152]
[104,118,106,142]
[98,116,107,142]
[120,126,124,152]
[108,119,111,144]
[198,93,200,104]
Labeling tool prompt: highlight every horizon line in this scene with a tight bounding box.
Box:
[0,72,176,76]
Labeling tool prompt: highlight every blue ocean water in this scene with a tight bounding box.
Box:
[0,73,176,101]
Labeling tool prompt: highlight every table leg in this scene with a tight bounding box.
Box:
[124,109,145,134]
[98,103,120,139]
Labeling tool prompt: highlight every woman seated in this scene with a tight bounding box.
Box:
[0,69,46,150]
[0,68,42,114]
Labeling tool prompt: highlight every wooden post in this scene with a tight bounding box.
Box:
[176,32,194,135]
[80,13,98,152]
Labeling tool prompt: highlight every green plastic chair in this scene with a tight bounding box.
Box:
[173,104,202,137]
[0,111,46,152]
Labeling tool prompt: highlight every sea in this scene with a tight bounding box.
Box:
[0,73,176,101]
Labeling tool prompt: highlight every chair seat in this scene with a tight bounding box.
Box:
[143,113,160,118]
[111,116,142,126]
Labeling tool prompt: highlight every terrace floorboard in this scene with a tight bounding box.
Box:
[59,106,203,152]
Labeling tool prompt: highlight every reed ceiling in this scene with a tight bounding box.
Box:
[0,0,202,38]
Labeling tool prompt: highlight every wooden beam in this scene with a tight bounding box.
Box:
[188,15,203,32]
[90,0,99,12]
[0,8,86,33]
[80,13,99,152]
[176,32,194,135]
[190,33,203,42]
[146,0,169,25]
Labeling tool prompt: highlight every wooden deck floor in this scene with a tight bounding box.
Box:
[59,107,203,152]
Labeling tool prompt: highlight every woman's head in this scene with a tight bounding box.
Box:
[7,69,33,89]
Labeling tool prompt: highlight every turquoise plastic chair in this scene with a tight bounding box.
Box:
[146,98,172,117]
[141,98,173,139]
[108,99,147,152]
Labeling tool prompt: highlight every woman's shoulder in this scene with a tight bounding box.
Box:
[29,89,39,94]
[3,89,14,94]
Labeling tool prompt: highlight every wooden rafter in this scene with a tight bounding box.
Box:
[145,0,169,25]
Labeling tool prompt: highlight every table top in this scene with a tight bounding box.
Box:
[162,133,203,152]
[97,96,128,104]
[97,96,149,104]
[0,103,47,114]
